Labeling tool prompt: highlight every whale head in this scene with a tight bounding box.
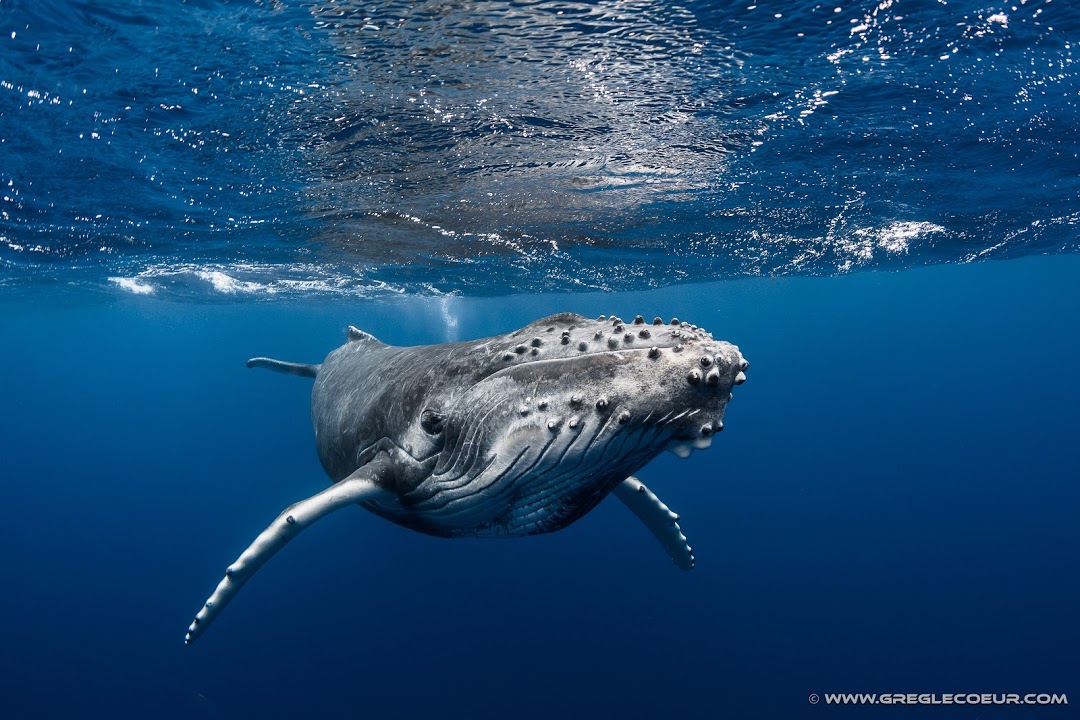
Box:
[411,313,748,535]
[472,312,745,452]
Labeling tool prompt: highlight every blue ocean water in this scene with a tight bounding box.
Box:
[1,1,1078,719]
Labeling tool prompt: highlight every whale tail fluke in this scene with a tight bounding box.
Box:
[246,357,320,378]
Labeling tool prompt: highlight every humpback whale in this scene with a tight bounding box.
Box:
[186,312,748,644]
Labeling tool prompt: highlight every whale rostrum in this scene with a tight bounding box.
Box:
[185,312,748,644]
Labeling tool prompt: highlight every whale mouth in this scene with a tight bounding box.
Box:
[665,433,715,459]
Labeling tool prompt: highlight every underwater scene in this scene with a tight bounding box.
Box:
[1,0,1077,718]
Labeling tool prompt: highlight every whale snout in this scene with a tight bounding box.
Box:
[635,337,747,459]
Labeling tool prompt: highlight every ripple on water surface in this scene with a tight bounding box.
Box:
[1,0,1077,297]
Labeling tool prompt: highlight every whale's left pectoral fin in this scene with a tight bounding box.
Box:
[612,476,695,571]
[185,458,392,645]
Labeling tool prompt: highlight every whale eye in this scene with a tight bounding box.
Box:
[420,408,446,434]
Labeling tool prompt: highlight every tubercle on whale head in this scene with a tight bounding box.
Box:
[494,312,738,362]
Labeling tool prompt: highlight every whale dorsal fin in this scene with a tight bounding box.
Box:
[347,325,385,344]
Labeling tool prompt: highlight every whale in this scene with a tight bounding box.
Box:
[185,312,748,644]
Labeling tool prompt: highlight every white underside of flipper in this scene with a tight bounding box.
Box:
[185,461,390,644]
[612,476,695,570]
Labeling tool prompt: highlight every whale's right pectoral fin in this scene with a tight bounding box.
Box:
[612,476,695,571]
[185,457,392,645]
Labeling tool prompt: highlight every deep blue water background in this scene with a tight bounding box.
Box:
[1,0,1079,718]
[3,258,1078,718]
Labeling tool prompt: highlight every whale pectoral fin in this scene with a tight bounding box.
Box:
[185,458,392,645]
[612,476,695,571]
[246,357,320,378]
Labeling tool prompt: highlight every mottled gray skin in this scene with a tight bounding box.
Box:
[312,312,747,538]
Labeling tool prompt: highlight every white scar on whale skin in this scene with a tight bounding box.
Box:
[186,312,748,643]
